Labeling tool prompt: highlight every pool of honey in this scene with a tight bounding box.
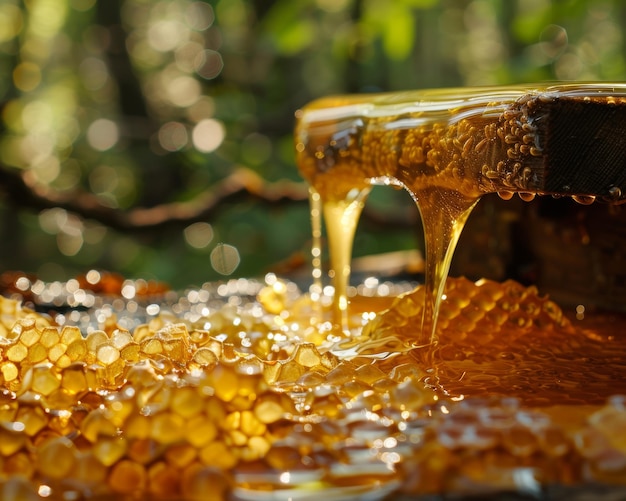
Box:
[2,83,626,499]
[0,274,626,500]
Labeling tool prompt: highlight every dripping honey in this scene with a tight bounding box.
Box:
[295,83,626,342]
[2,83,626,499]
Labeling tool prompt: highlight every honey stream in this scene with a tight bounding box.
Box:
[4,84,626,500]
[295,83,626,351]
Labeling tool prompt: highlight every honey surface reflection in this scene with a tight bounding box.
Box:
[291,82,626,498]
[364,277,626,407]
[295,83,626,345]
[0,275,626,499]
[3,81,626,500]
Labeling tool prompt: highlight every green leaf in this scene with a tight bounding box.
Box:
[262,0,315,55]
[382,3,415,60]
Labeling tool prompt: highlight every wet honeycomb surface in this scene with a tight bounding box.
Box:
[1,272,626,500]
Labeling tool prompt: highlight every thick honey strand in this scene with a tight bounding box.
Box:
[295,83,626,348]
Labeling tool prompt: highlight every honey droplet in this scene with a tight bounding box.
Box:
[518,191,536,202]
[572,194,596,205]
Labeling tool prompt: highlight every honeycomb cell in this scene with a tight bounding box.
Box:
[15,405,47,437]
[66,339,88,362]
[240,410,267,437]
[184,415,218,448]
[111,329,133,349]
[148,460,181,498]
[132,324,152,343]
[342,380,372,399]
[93,436,128,466]
[293,343,322,368]
[29,364,61,397]
[5,343,27,363]
[96,344,120,366]
[253,396,285,424]
[73,450,108,486]
[354,364,388,385]
[120,342,140,363]
[36,436,76,479]
[19,327,40,348]
[141,338,163,356]
[125,360,160,388]
[0,421,27,456]
[3,451,34,478]
[80,407,117,443]
[47,344,67,365]
[108,459,147,495]
[296,370,325,389]
[181,464,230,501]
[241,435,271,460]
[171,386,203,419]
[127,438,161,465]
[210,365,239,402]
[165,443,197,469]
[164,338,190,363]
[1,362,18,383]
[60,326,82,346]
[39,328,60,349]
[26,343,47,364]
[150,412,186,445]
[199,441,237,470]
[61,362,88,394]
[274,360,306,384]
[192,347,218,368]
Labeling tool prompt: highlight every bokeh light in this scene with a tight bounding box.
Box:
[192,118,225,153]
[195,49,224,79]
[0,0,623,287]
[158,122,188,152]
[87,119,119,152]
[0,4,23,43]
[184,222,214,249]
[210,243,241,276]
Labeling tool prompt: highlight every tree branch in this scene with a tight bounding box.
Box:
[0,165,417,236]
[0,167,309,232]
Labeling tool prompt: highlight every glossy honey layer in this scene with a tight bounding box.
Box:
[295,83,626,344]
[295,83,626,201]
[1,276,626,500]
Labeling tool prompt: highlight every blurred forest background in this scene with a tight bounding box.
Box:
[0,0,625,289]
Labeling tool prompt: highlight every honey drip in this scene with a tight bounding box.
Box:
[321,187,371,329]
[295,83,626,348]
[3,84,626,500]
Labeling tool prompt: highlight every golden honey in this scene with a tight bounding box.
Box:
[2,83,626,499]
[295,83,626,343]
[1,278,626,500]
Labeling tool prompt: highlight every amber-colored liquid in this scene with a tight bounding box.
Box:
[295,82,626,346]
[4,84,626,500]
[291,83,626,494]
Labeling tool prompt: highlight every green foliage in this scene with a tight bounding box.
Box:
[0,0,624,288]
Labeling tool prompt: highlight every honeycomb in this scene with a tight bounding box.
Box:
[0,274,625,500]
